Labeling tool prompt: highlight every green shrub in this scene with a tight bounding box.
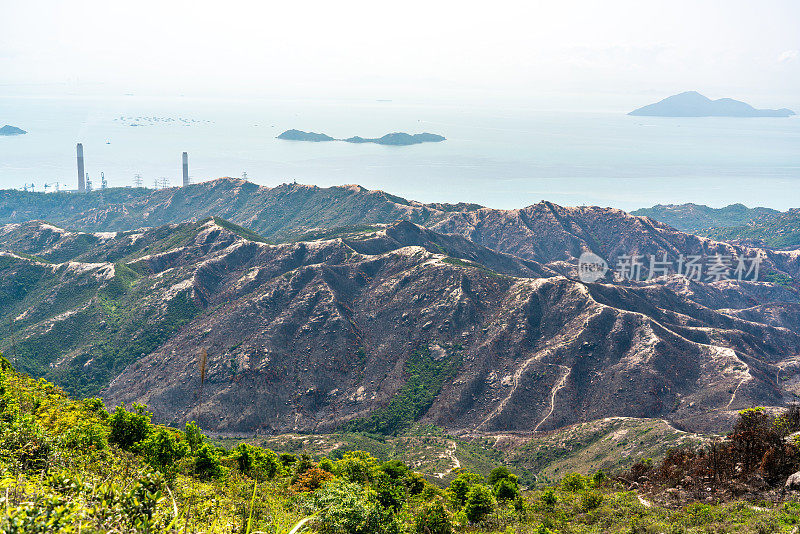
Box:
[4,494,82,533]
[318,457,335,473]
[0,415,52,471]
[493,478,520,502]
[193,443,222,480]
[184,421,203,452]
[134,428,188,478]
[561,472,587,492]
[464,485,495,523]
[229,443,280,481]
[541,489,557,507]
[108,403,151,450]
[374,472,404,511]
[335,451,377,484]
[591,470,608,487]
[448,471,482,507]
[414,500,453,534]
[380,459,409,479]
[488,466,512,485]
[580,491,603,511]
[310,481,400,534]
[61,420,108,451]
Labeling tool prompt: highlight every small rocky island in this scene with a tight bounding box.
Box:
[277,129,335,142]
[277,129,445,145]
[629,91,795,117]
[0,125,27,136]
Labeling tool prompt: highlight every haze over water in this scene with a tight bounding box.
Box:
[1,94,798,212]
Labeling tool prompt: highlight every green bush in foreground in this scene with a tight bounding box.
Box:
[464,484,495,523]
[414,500,454,534]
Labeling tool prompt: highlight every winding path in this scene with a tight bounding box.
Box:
[434,440,461,479]
[533,364,572,431]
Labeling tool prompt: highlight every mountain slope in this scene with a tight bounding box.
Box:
[430,201,800,284]
[3,186,800,435]
[705,209,800,250]
[632,203,781,235]
[0,179,482,242]
[634,204,800,250]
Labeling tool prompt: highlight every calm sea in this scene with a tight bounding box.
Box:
[1,95,798,211]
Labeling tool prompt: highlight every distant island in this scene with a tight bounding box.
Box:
[277,129,445,146]
[629,91,795,117]
[0,125,27,136]
[277,129,335,142]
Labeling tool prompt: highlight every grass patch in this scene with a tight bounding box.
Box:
[344,346,460,436]
[212,216,270,243]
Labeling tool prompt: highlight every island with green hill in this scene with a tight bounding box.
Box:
[278,129,445,145]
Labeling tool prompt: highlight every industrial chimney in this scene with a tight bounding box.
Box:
[77,143,85,192]
[182,152,189,186]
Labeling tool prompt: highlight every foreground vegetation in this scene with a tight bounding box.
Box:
[4,356,800,532]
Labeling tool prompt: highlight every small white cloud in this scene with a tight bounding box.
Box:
[778,50,799,63]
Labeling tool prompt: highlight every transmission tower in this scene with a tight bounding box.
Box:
[86,174,93,192]
[133,174,143,188]
[101,172,107,190]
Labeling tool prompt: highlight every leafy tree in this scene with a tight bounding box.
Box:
[488,466,512,485]
[448,471,482,507]
[193,443,222,480]
[414,500,453,534]
[108,403,151,450]
[294,453,315,478]
[380,459,409,480]
[311,481,400,534]
[464,485,495,523]
[405,471,427,496]
[228,443,280,481]
[81,398,109,419]
[279,452,297,467]
[493,478,520,502]
[134,428,188,478]
[318,457,335,473]
[184,421,203,452]
[561,473,587,492]
[335,451,378,484]
[373,472,404,511]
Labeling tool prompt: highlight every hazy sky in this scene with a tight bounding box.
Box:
[2,0,799,108]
